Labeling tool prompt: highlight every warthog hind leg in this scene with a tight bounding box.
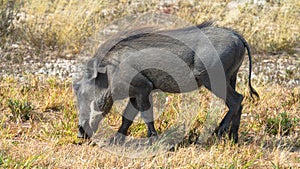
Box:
[216,83,243,142]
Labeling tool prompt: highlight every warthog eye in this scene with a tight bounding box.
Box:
[78,125,84,131]
[73,83,80,92]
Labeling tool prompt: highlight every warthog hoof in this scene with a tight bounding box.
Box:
[213,123,239,143]
[213,124,230,139]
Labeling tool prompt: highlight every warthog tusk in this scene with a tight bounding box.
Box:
[89,100,104,129]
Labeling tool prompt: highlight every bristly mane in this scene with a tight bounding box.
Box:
[94,20,214,60]
[197,20,214,29]
[93,27,158,62]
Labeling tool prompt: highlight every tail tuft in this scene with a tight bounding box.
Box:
[249,82,259,99]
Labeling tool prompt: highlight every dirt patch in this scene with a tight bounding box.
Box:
[1,44,299,88]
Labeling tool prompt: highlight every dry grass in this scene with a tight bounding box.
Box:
[0,74,299,168]
[1,0,299,54]
[1,139,299,168]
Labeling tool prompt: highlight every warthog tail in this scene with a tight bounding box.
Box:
[234,32,259,99]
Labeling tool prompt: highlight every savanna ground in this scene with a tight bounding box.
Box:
[0,0,299,168]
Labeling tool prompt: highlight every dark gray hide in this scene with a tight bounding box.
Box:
[73,21,259,143]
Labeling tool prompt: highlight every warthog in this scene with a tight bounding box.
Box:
[73,21,259,144]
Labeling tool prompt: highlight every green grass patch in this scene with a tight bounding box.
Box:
[7,98,33,122]
[266,112,299,136]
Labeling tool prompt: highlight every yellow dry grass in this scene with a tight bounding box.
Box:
[4,0,299,54]
[0,74,299,168]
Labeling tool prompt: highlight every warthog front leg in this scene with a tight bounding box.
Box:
[110,95,157,145]
[140,95,157,138]
[110,98,139,145]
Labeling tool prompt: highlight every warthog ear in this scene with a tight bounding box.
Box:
[97,66,107,74]
[89,59,107,79]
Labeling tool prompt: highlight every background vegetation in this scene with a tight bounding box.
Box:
[0,0,299,168]
[1,0,299,54]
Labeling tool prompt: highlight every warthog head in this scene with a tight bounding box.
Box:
[73,58,113,138]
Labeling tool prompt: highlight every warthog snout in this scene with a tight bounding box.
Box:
[77,125,89,139]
